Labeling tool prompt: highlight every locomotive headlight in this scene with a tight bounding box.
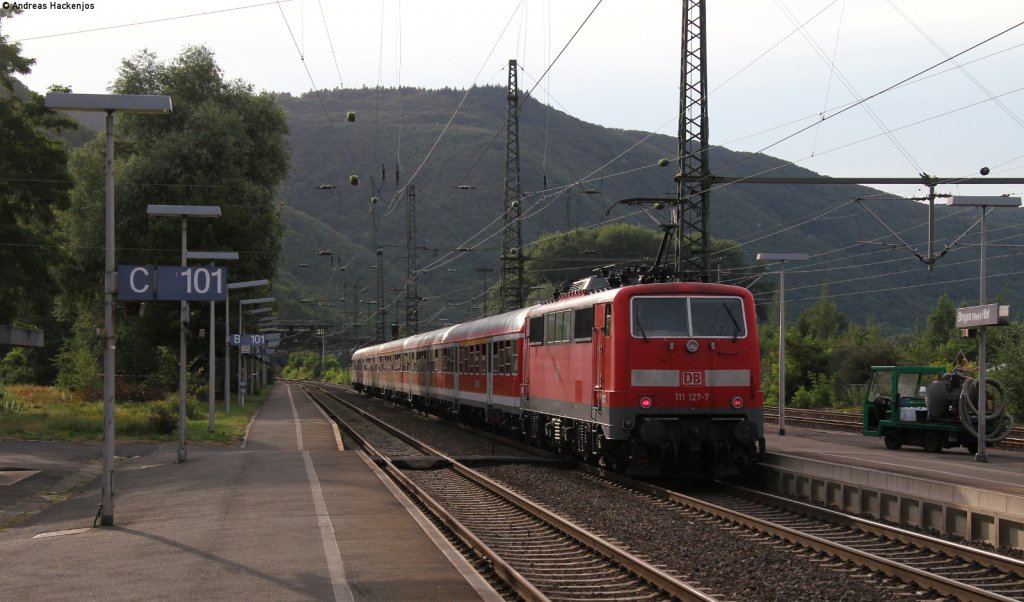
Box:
[640,396,654,409]
[686,339,699,353]
[730,396,744,409]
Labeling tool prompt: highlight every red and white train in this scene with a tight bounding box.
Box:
[351,278,764,477]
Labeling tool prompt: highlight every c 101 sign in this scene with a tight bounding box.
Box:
[155,266,227,301]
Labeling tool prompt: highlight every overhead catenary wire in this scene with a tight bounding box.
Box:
[317,0,344,88]
[11,0,296,42]
[887,0,1024,134]
[775,0,923,174]
[274,1,346,152]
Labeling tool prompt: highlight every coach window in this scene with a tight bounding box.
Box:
[573,306,594,342]
[511,341,519,375]
[529,316,544,345]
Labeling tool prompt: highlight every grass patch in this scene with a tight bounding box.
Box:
[0,383,271,445]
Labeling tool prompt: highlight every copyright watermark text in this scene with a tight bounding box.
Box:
[3,2,96,10]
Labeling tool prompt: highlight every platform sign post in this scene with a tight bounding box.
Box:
[238,297,275,407]
[225,279,270,415]
[147,204,222,464]
[948,195,1021,462]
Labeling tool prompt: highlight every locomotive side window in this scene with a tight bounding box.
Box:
[544,310,573,344]
[529,316,544,345]
[573,306,594,342]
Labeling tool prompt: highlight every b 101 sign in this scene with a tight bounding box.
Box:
[229,334,266,346]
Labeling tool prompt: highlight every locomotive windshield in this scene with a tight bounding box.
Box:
[631,296,746,339]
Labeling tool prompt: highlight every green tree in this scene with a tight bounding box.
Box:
[795,284,848,341]
[0,8,77,383]
[762,286,905,408]
[988,322,1024,420]
[906,293,972,366]
[57,45,290,395]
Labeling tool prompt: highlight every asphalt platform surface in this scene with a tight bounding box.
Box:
[0,383,500,601]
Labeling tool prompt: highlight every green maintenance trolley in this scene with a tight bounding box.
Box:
[862,365,1013,454]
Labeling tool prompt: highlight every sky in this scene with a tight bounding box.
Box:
[6,0,1024,201]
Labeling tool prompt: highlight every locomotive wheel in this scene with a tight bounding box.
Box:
[599,442,629,472]
[883,429,903,450]
[923,430,943,453]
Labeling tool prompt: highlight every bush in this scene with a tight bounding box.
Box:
[148,406,177,434]
[791,373,838,409]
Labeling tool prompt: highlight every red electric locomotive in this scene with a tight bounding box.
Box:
[351,277,764,477]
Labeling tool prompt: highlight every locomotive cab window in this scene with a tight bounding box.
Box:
[690,297,746,338]
[632,297,688,338]
[631,296,747,339]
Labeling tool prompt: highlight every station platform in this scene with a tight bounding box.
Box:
[0,383,501,601]
[765,423,1024,497]
[762,423,1024,548]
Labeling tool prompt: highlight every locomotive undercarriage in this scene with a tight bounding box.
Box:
[359,387,762,477]
[520,410,763,478]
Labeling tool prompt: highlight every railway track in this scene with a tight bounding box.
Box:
[307,382,1024,600]
[587,468,1024,601]
[764,406,1024,449]
[301,383,715,601]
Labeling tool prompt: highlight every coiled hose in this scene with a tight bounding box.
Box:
[958,375,1015,444]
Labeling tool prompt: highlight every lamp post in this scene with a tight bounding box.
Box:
[226,279,270,413]
[238,297,275,405]
[187,251,238,433]
[44,93,172,527]
[946,195,1022,462]
[756,252,809,436]
[147,204,222,463]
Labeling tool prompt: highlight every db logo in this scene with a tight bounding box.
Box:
[681,371,703,386]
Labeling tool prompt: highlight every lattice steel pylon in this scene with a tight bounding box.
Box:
[405,184,419,334]
[375,247,385,342]
[500,59,525,311]
[675,0,711,282]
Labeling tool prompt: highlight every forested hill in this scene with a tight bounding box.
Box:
[275,85,1024,333]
